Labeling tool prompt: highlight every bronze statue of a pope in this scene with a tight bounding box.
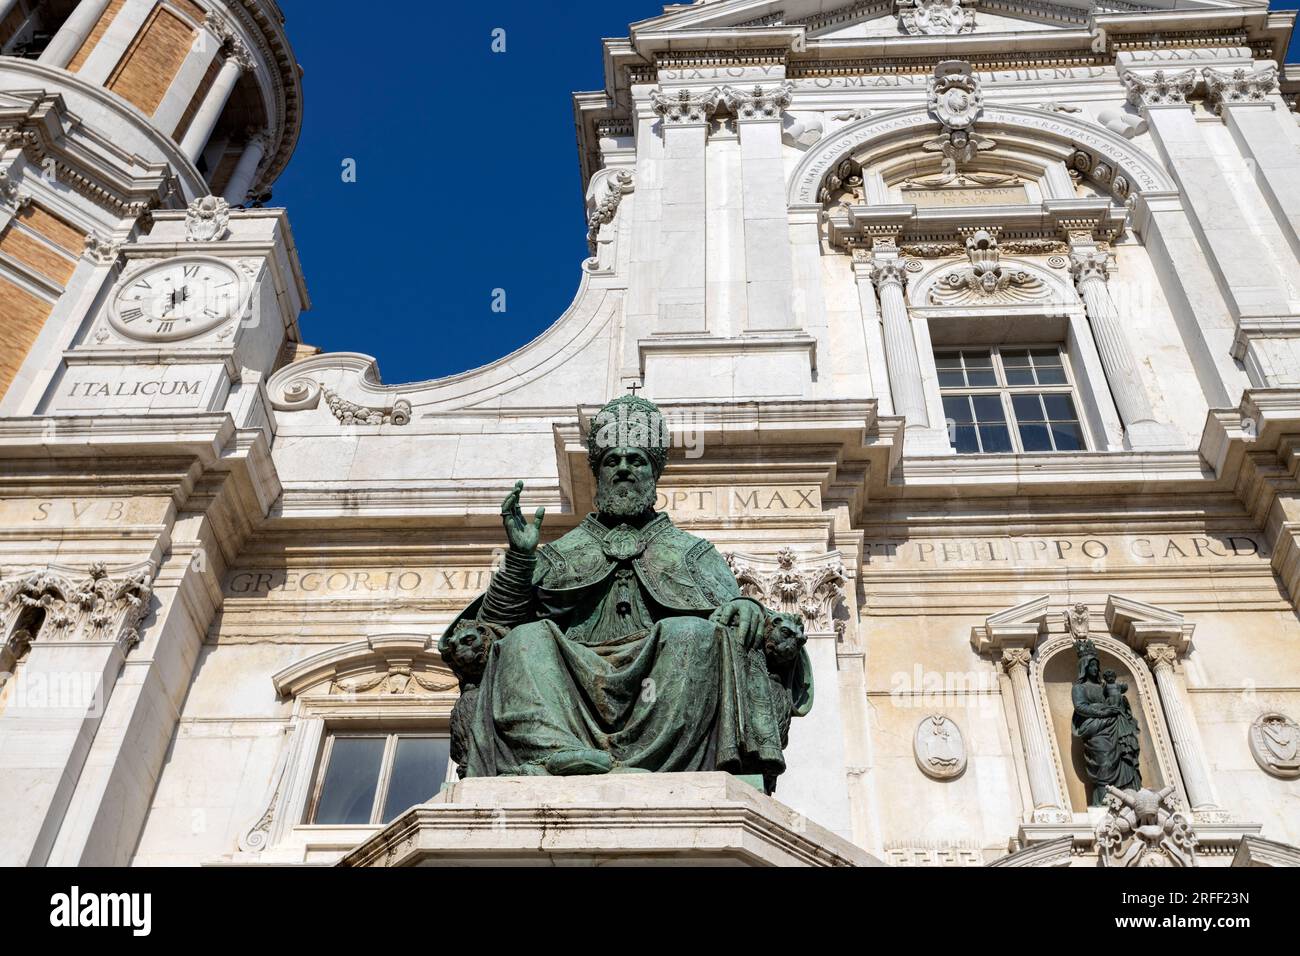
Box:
[438,394,812,793]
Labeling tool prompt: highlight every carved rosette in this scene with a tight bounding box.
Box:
[724,547,847,636]
[898,0,975,36]
[1202,66,1278,114]
[1122,69,1196,109]
[650,87,721,126]
[721,83,793,121]
[185,195,230,242]
[1,563,154,655]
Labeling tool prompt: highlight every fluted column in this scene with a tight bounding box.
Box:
[38,0,113,68]
[180,42,252,163]
[1146,645,1222,818]
[872,247,927,427]
[851,248,892,414]
[1002,648,1068,821]
[222,131,269,205]
[1070,246,1161,436]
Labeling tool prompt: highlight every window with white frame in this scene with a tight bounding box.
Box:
[935,346,1087,454]
[308,730,452,826]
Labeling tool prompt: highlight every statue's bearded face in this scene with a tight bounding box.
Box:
[594,446,657,518]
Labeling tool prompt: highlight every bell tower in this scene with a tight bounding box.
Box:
[0,0,306,865]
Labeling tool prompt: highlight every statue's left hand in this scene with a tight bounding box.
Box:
[712,598,763,649]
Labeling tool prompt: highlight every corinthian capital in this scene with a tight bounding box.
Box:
[650,87,721,126]
[871,258,909,290]
[1122,68,1196,109]
[1203,66,1278,113]
[1001,647,1032,670]
[722,83,793,121]
[1069,250,1111,286]
[1146,644,1178,671]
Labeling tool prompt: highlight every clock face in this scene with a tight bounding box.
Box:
[109,259,243,341]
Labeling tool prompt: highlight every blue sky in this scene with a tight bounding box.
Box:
[273,1,1300,386]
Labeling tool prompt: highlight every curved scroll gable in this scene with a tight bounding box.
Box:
[787,104,1175,207]
[266,274,622,417]
[271,633,458,699]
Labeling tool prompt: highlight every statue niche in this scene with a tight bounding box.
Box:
[1041,612,1162,811]
[437,395,813,794]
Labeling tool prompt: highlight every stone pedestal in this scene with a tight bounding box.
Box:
[338,772,882,867]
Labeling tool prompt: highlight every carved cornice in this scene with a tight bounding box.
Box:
[1122,68,1197,108]
[1203,66,1278,113]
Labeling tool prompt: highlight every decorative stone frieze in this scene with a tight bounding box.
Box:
[185,196,231,242]
[1202,65,1278,113]
[1122,68,1197,108]
[898,0,975,36]
[1096,785,1198,867]
[649,87,722,126]
[1,563,154,655]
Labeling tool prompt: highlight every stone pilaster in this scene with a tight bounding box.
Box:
[871,246,927,428]
[1000,648,1069,822]
[723,84,795,332]
[649,87,718,334]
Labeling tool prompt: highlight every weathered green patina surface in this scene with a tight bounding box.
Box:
[438,395,812,793]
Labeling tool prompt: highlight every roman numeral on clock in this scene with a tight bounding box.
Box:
[120,307,143,323]
[157,321,175,334]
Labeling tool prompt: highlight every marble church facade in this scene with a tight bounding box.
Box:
[1,0,1299,866]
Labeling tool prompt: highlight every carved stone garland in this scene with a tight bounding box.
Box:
[320,386,412,426]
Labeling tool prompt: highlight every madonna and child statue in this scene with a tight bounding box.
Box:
[437,394,813,794]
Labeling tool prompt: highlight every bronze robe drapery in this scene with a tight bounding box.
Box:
[442,514,813,788]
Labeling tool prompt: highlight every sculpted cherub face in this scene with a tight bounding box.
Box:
[438,623,493,684]
[763,612,806,667]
